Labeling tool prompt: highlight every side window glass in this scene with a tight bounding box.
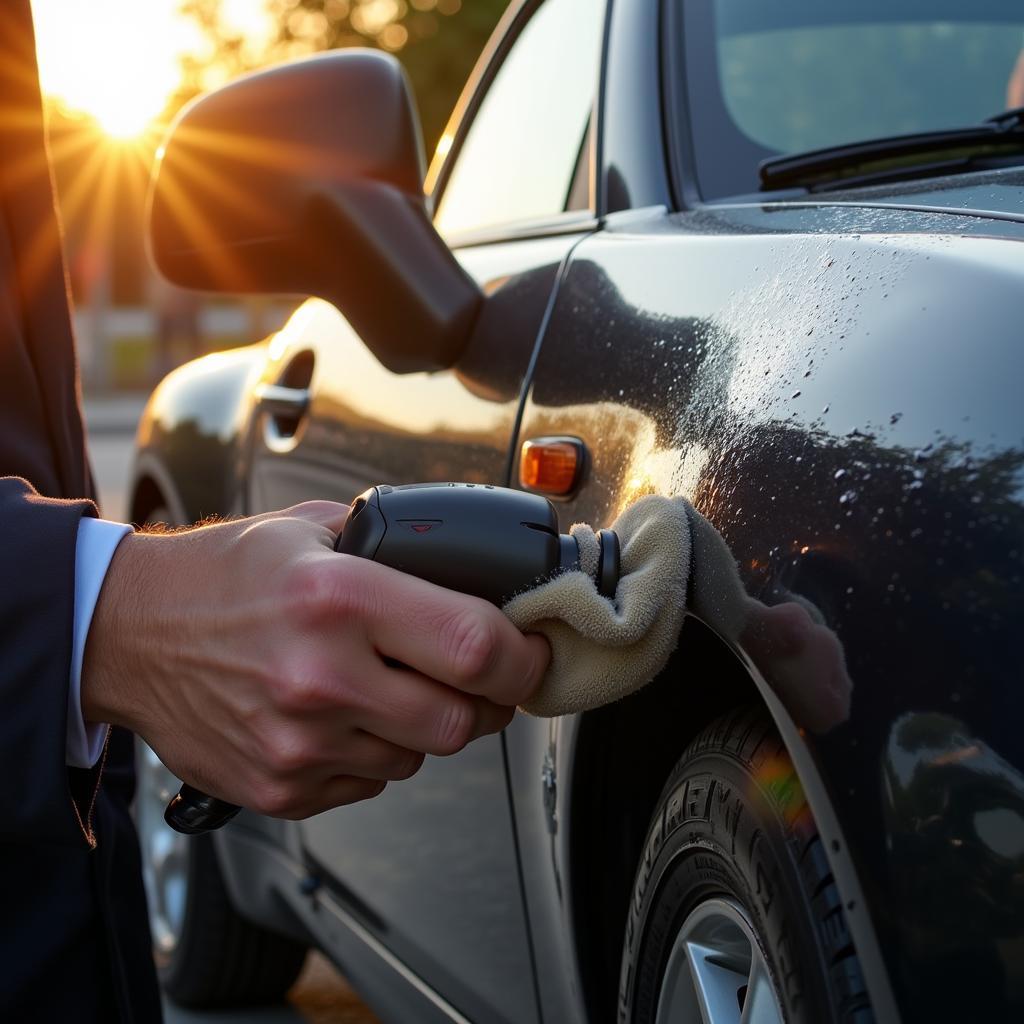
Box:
[435,0,605,239]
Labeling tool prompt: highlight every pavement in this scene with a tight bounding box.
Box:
[162,955,380,1024]
[85,393,147,520]
[84,392,382,1024]
[83,392,150,436]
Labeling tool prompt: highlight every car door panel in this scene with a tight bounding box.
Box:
[249,237,576,508]
[246,233,588,1024]
[242,0,608,1010]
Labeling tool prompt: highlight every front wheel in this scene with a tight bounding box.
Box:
[618,708,872,1024]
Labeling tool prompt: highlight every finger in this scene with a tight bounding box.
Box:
[280,500,352,534]
[284,776,389,819]
[351,664,515,756]
[297,727,426,782]
[350,558,549,705]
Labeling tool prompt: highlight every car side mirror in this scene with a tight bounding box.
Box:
[148,50,481,373]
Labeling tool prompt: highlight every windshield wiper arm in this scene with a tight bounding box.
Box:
[760,108,1024,192]
[987,105,1024,130]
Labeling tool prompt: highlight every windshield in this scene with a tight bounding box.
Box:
[680,0,1024,199]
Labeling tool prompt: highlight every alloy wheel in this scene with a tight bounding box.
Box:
[656,897,785,1024]
[136,741,189,956]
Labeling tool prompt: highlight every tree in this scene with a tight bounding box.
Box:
[178,0,509,153]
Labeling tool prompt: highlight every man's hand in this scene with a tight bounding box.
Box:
[81,502,549,818]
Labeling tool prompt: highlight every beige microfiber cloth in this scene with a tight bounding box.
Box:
[503,495,693,717]
[505,495,851,732]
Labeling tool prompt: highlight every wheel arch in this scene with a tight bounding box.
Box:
[128,451,189,525]
[564,613,899,1023]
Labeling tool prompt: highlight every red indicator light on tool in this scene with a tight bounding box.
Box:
[399,519,443,534]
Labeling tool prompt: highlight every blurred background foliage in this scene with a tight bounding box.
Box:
[177,0,509,153]
[39,0,509,387]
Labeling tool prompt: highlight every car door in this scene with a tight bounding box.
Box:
[244,2,605,1021]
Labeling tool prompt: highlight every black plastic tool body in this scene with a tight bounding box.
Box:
[336,483,582,605]
[164,483,619,835]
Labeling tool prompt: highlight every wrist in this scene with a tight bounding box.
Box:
[80,529,158,730]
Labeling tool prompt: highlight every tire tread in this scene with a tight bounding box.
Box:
[160,835,307,1008]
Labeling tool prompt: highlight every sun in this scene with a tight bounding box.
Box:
[79,74,175,142]
[30,0,201,141]
[95,105,156,142]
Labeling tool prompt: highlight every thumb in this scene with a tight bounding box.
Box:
[280,500,352,535]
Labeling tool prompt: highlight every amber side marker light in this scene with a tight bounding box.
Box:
[519,437,585,497]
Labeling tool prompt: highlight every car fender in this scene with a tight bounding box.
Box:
[129,342,268,523]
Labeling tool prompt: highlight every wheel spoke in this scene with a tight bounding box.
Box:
[655,898,785,1024]
[740,945,784,1024]
[686,941,747,1024]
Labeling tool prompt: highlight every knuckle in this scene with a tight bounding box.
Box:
[263,728,307,776]
[274,662,336,714]
[442,610,499,687]
[286,560,363,623]
[434,698,476,756]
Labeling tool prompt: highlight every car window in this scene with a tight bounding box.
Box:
[434,0,605,239]
[679,0,1024,199]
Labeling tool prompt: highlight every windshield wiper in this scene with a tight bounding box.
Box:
[760,107,1024,192]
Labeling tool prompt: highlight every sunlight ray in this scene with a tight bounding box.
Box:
[155,141,279,227]
[50,143,113,226]
[150,164,252,289]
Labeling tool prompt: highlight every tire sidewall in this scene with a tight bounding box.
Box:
[620,750,833,1024]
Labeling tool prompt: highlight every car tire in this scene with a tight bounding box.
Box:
[617,707,873,1024]
[157,830,307,1007]
[135,739,309,1009]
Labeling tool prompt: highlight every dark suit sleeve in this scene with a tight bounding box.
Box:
[1,476,100,845]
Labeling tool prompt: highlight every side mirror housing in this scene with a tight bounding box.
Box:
[148,50,480,373]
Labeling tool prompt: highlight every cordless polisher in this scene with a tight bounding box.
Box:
[165,482,620,835]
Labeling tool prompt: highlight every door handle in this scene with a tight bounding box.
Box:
[254,382,310,418]
[255,383,310,447]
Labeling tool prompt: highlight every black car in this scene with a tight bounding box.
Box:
[130,2,1024,1021]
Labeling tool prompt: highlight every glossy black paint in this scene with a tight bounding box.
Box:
[131,2,1024,1022]
[518,197,1024,1022]
[130,343,264,524]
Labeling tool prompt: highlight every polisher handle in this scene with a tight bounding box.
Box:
[164,482,619,835]
[165,783,241,835]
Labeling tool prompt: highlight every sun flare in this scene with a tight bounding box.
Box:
[77,80,173,142]
[30,0,206,140]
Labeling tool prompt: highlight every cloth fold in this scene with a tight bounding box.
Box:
[504,494,851,732]
[504,494,693,717]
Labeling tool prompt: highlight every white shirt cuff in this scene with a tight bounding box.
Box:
[67,517,133,769]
